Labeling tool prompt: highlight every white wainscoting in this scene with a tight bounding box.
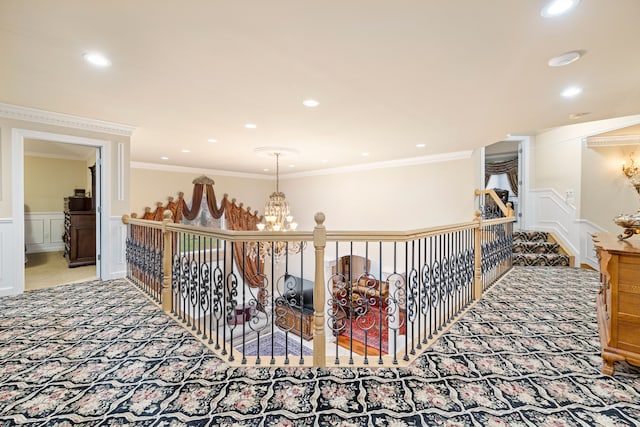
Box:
[0,218,18,296]
[527,188,606,269]
[576,219,607,270]
[104,215,127,280]
[25,212,65,253]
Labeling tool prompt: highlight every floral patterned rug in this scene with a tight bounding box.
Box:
[1,267,639,426]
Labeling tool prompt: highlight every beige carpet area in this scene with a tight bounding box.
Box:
[24,251,96,291]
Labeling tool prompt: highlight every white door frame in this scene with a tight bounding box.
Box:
[481,135,531,229]
[12,128,110,294]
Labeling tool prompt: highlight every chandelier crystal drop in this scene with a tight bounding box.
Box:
[249,151,305,262]
[256,153,298,232]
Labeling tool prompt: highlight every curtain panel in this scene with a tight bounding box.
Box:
[485,158,519,196]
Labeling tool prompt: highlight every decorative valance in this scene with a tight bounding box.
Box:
[485,158,519,196]
[133,175,264,300]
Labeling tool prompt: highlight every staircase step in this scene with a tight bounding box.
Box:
[513,253,570,267]
[513,231,549,242]
[513,241,560,254]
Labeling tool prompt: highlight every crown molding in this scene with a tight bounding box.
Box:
[130,162,271,180]
[585,134,640,147]
[281,150,474,179]
[0,103,136,136]
[132,150,474,180]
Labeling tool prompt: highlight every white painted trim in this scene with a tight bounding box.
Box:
[117,143,125,201]
[529,188,577,213]
[0,103,135,136]
[11,129,26,295]
[575,219,607,269]
[284,150,474,178]
[585,135,640,147]
[130,162,272,180]
[131,150,474,180]
[11,128,112,295]
[25,212,65,253]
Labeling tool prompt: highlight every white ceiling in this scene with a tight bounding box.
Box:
[2,1,640,175]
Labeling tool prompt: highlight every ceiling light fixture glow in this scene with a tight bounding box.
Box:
[207,138,218,143]
[416,143,426,148]
[362,152,369,157]
[303,99,319,107]
[548,50,583,67]
[541,0,580,17]
[561,86,582,98]
[160,156,169,160]
[245,123,257,129]
[181,149,191,153]
[82,52,111,67]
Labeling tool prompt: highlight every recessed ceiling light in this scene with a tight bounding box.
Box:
[207,138,218,143]
[303,99,319,107]
[263,168,269,172]
[160,156,169,160]
[82,52,111,67]
[322,159,329,163]
[548,50,583,67]
[541,0,580,17]
[362,152,369,157]
[416,143,426,148]
[181,149,191,153]
[245,123,257,129]
[561,86,582,98]
[289,164,295,168]
[569,112,590,119]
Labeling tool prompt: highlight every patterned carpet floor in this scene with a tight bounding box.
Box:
[1,267,639,426]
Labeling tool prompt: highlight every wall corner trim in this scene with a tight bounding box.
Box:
[0,103,136,136]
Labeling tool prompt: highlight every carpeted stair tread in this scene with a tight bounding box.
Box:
[513,253,570,267]
[512,230,570,267]
[513,241,560,254]
[513,231,549,242]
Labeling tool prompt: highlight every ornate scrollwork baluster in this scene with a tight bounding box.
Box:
[171,253,180,316]
[199,263,210,338]
[212,265,224,349]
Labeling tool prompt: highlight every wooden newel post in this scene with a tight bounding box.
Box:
[313,212,327,367]
[473,210,483,300]
[161,210,173,312]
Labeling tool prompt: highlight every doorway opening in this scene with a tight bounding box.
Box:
[12,129,109,296]
[484,140,522,229]
[23,139,99,291]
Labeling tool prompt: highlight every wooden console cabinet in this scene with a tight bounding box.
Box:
[63,197,96,267]
[592,233,640,375]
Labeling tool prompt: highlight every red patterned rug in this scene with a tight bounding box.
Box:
[338,307,406,355]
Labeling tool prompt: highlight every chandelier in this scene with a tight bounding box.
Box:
[250,151,305,261]
[257,153,298,232]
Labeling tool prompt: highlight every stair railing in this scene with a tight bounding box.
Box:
[121,190,515,367]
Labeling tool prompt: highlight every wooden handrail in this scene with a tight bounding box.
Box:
[475,189,515,218]
[123,212,515,244]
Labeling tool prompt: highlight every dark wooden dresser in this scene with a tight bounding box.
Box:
[592,233,640,375]
[63,197,96,267]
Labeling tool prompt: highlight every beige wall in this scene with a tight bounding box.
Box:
[0,116,131,218]
[24,156,89,212]
[282,156,478,231]
[582,146,640,233]
[129,166,272,218]
[532,114,640,230]
[532,115,640,217]
[131,154,478,233]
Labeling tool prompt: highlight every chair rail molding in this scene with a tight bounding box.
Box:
[527,188,611,268]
